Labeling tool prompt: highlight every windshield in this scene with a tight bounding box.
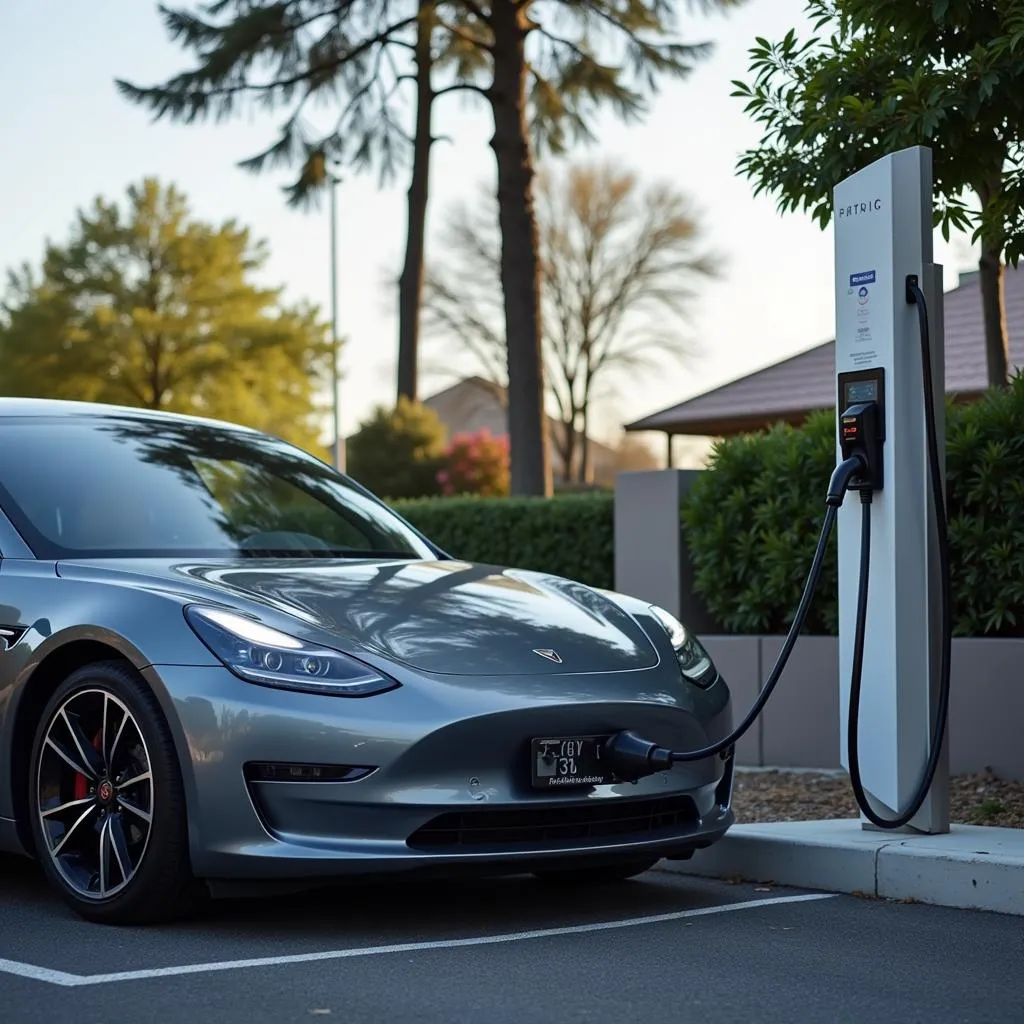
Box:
[0,414,436,561]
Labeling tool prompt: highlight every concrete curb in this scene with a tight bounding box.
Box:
[658,820,1024,917]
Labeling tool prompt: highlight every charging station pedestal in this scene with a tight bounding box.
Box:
[833,146,950,834]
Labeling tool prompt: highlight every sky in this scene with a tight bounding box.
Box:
[0,0,976,465]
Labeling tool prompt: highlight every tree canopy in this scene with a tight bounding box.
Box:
[731,0,1024,385]
[345,396,448,497]
[0,178,335,455]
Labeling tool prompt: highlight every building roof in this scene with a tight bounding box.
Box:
[423,374,505,407]
[625,267,1024,437]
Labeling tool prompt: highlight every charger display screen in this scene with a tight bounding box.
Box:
[845,380,878,404]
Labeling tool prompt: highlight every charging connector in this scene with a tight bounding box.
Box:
[827,454,868,508]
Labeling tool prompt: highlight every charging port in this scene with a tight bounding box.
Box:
[839,402,882,491]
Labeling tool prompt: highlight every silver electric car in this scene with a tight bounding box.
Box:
[0,398,734,923]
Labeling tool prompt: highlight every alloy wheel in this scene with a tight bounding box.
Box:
[35,687,154,900]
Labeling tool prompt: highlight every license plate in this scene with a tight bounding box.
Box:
[531,735,613,789]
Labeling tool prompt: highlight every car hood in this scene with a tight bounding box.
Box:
[58,558,662,677]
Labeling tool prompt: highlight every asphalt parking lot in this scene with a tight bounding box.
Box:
[1,853,1022,1023]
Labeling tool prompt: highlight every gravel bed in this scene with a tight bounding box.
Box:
[733,768,1024,829]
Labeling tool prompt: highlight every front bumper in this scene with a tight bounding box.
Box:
[145,664,735,881]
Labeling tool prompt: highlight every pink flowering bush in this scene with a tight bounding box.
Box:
[437,429,510,497]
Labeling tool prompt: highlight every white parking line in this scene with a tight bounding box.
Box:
[0,892,835,987]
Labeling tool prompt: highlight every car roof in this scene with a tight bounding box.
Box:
[0,397,260,434]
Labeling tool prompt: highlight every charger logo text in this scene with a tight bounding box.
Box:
[837,198,882,218]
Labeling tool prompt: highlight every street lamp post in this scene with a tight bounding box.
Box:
[329,171,345,472]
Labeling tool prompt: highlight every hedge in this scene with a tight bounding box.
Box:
[683,374,1024,638]
[391,492,615,591]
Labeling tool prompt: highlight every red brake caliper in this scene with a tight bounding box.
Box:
[73,731,103,800]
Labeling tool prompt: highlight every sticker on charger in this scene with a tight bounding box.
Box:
[850,270,876,286]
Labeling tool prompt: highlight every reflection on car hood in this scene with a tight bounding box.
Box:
[60,558,662,676]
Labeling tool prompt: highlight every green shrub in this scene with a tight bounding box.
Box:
[682,375,1024,637]
[346,398,446,499]
[946,374,1024,636]
[391,492,615,589]
[682,410,839,635]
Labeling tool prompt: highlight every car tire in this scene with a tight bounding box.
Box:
[532,856,661,886]
[28,659,203,925]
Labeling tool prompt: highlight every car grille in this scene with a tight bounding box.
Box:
[406,794,700,851]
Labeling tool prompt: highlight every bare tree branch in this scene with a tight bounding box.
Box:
[422,158,722,481]
[434,81,492,99]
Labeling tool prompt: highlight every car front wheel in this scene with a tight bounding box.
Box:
[28,660,200,924]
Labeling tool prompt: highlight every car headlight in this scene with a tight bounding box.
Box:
[648,605,716,689]
[184,605,399,697]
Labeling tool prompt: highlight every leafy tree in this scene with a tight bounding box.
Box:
[731,0,1024,386]
[116,0,444,411]
[117,0,738,496]
[423,160,719,482]
[346,396,448,497]
[0,178,333,455]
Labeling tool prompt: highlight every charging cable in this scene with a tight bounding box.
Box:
[604,275,952,831]
[602,453,865,775]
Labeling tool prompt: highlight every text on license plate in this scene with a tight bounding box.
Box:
[531,735,613,788]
